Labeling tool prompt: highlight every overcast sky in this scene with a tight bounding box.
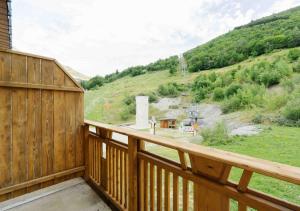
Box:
[12,0,300,76]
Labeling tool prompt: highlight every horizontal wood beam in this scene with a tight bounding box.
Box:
[0,81,83,92]
[0,166,85,195]
[85,120,300,185]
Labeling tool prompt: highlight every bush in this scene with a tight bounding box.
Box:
[213,87,225,101]
[194,89,209,102]
[288,48,300,61]
[264,94,289,111]
[201,122,233,146]
[292,58,300,72]
[120,108,130,120]
[283,98,300,121]
[123,95,135,106]
[157,83,181,97]
[225,83,242,97]
[248,60,292,87]
[252,114,264,124]
[222,84,265,113]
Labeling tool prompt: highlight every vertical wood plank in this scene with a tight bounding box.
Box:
[27,57,41,84]
[0,88,12,189]
[150,163,154,211]
[125,152,128,209]
[11,54,26,83]
[144,160,148,211]
[27,89,42,191]
[75,93,84,167]
[173,174,179,211]
[128,137,138,211]
[41,90,54,187]
[12,88,27,196]
[139,159,145,211]
[84,125,89,180]
[157,166,162,211]
[182,179,189,211]
[41,60,54,85]
[116,149,120,201]
[53,91,66,174]
[164,170,170,211]
[0,51,11,81]
[120,150,124,205]
[238,202,247,211]
[65,92,76,170]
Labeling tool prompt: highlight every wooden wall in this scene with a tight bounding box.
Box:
[0,50,85,201]
[0,0,10,49]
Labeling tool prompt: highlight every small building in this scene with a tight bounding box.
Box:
[159,118,176,129]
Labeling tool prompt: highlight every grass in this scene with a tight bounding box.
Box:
[84,48,297,124]
[146,126,300,205]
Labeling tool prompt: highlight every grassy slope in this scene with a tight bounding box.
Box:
[84,48,293,124]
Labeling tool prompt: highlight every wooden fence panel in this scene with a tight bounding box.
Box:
[0,50,84,202]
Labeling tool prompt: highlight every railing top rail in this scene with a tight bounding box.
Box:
[85,120,300,185]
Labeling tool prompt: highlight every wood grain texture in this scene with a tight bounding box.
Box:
[0,50,84,201]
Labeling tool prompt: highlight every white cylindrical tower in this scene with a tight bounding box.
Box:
[135,96,149,129]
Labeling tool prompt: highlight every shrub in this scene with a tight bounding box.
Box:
[222,84,265,113]
[248,60,292,87]
[264,94,289,111]
[292,58,300,73]
[194,89,209,102]
[283,98,300,121]
[252,114,264,124]
[157,83,181,97]
[193,75,213,90]
[123,95,135,106]
[120,108,130,120]
[225,83,242,97]
[201,122,233,146]
[213,87,225,101]
[288,48,300,61]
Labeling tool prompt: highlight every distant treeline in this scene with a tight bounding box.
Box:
[82,6,300,90]
[81,55,178,90]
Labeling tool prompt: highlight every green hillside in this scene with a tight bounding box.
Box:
[184,6,300,72]
[82,6,300,90]
[85,47,300,124]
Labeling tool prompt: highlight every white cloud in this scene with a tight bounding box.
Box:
[12,0,300,76]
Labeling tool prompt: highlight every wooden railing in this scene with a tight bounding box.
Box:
[84,120,300,211]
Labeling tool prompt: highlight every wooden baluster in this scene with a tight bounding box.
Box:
[238,202,247,211]
[157,166,162,211]
[116,149,120,202]
[120,150,124,206]
[128,136,138,211]
[173,174,179,211]
[99,139,102,185]
[182,178,189,211]
[113,147,116,198]
[139,159,145,211]
[149,163,155,211]
[84,125,90,180]
[164,170,170,211]
[107,144,111,194]
[144,160,149,211]
[124,153,128,209]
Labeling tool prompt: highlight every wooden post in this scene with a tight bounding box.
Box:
[128,136,138,211]
[84,124,90,180]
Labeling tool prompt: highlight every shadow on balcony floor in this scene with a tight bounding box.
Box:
[0,178,111,211]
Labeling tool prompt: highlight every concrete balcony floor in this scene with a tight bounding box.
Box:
[0,178,111,211]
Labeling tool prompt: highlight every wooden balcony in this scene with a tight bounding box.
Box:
[0,49,299,210]
[84,120,300,211]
